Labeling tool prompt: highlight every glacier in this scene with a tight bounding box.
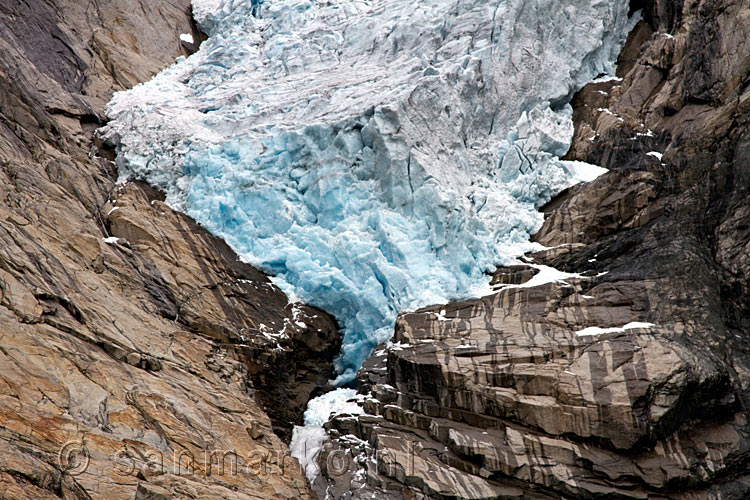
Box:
[101,0,636,385]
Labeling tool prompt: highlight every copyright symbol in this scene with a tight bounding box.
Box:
[58,441,90,476]
[326,450,350,477]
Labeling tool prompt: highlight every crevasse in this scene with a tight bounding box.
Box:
[101,0,636,385]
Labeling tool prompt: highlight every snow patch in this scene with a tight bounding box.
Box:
[575,321,655,337]
[590,75,623,84]
[496,263,583,293]
[597,107,624,121]
[560,160,608,183]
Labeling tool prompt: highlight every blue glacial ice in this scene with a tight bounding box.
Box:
[101,0,637,384]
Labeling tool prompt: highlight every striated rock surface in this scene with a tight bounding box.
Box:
[315,0,750,498]
[0,1,337,498]
[3,0,750,498]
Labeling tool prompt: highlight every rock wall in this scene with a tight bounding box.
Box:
[3,0,749,498]
[0,1,338,498]
[315,0,750,498]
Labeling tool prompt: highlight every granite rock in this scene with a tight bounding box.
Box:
[315,0,750,498]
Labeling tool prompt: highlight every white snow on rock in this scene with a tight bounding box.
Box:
[513,264,583,288]
[590,75,623,84]
[559,161,608,183]
[575,321,655,337]
[647,151,664,161]
[467,262,585,298]
[100,0,637,384]
[179,33,195,44]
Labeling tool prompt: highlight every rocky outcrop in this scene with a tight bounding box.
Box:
[0,1,337,498]
[102,181,341,443]
[317,266,748,499]
[314,0,750,498]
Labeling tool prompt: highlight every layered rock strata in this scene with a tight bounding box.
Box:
[315,0,750,498]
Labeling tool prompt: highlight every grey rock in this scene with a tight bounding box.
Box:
[316,0,750,498]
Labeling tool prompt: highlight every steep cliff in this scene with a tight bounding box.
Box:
[0,1,338,498]
[315,0,750,498]
[3,0,749,499]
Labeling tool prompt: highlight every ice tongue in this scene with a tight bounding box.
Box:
[101,0,635,383]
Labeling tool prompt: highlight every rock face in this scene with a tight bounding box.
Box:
[4,0,750,498]
[0,1,337,498]
[315,0,750,498]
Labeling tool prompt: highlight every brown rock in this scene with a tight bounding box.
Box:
[125,352,143,367]
[0,1,338,499]
[135,483,171,500]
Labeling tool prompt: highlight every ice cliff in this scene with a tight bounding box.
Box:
[101,0,635,384]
